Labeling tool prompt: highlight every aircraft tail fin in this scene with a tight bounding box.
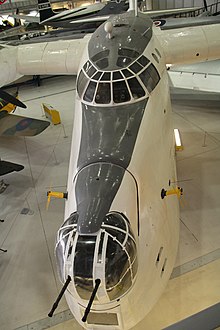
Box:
[38,0,55,23]
[0,110,50,136]
[0,160,24,176]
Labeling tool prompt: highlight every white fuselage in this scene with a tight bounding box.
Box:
[57,12,180,330]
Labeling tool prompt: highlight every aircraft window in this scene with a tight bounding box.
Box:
[93,71,103,80]
[96,58,109,70]
[127,77,145,99]
[132,257,138,276]
[104,213,126,231]
[56,239,67,282]
[87,65,96,77]
[139,64,160,93]
[104,227,125,244]
[137,55,150,67]
[91,49,110,63]
[95,83,111,104]
[117,57,132,68]
[125,236,136,263]
[118,48,139,58]
[113,71,123,80]
[83,81,97,102]
[100,72,111,81]
[58,212,78,239]
[121,69,133,78]
[83,61,91,73]
[113,81,130,103]
[77,70,88,97]
[74,235,96,300]
[129,62,143,74]
[105,238,130,287]
[106,243,132,300]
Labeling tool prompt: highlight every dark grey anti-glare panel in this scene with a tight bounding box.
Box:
[77,99,147,170]
[75,163,125,234]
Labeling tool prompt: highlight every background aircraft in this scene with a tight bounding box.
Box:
[0,89,50,175]
[1,1,220,329]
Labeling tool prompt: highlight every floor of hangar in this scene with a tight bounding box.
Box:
[0,76,220,330]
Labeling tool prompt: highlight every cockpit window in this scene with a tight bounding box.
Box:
[100,72,111,81]
[137,55,149,67]
[95,83,111,104]
[113,80,130,103]
[87,65,96,78]
[121,68,133,78]
[116,57,132,68]
[118,48,139,58]
[96,58,109,70]
[127,77,145,99]
[113,71,123,80]
[129,62,142,74]
[139,63,160,93]
[83,81,97,102]
[77,70,88,98]
[93,71,102,80]
[91,49,110,63]
[77,55,160,104]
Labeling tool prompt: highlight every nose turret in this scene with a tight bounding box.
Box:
[55,211,138,302]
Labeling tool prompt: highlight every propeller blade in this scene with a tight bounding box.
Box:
[0,89,26,109]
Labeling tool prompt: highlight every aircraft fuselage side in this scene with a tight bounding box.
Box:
[55,11,179,330]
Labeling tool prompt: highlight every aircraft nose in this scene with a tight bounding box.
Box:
[55,211,138,302]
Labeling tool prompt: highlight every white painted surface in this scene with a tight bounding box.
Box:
[0,76,220,329]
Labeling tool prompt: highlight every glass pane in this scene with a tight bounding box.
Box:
[104,213,126,231]
[95,83,111,104]
[100,72,111,81]
[87,65,96,77]
[137,55,149,67]
[77,70,88,97]
[113,71,123,80]
[83,61,91,73]
[96,58,109,70]
[105,238,129,290]
[125,236,136,263]
[139,64,160,93]
[93,71,103,80]
[127,77,145,99]
[83,81,97,102]
[121,69,133,78]
[74,235,96,300]
[129,62,142,74]
[113,81,130,103]
[117,57,132,68]
[103,227,125,244]
[132,257,138,277]
[91,49,110,62]
[118,48,139,58]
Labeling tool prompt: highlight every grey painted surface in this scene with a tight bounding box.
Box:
[88,11,152,71]
[76,99,147,234]
[75,163,124,234]
[164,302,220,330]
